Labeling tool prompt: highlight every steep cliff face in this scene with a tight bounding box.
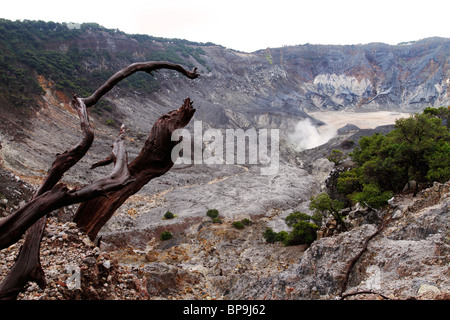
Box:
[4,21,447,209]
[138,37,450,132]
[0,21,449,300]
[259,39,450,111]
[1,21,448,137]
[226,181,449,300]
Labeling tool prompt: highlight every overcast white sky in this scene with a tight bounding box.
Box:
[1,0,449,52]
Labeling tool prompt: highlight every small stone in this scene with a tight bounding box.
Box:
[392,209,404,220]
[417,284,440,296]
[46,231,55,238]
[145,251,159,262]
[387,197,396,207]
[82,237,95,247]
[83,257,96,266]
[92,247,101,256]
[67,222,77,229]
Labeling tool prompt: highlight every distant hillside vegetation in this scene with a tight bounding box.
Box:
[0,19,448,133]
[0,19,211,111]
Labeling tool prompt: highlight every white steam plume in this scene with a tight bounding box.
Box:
[288,118,336,151]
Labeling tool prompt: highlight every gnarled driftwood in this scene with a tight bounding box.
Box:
[0,61,199,299]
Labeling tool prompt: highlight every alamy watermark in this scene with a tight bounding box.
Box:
[66,264,81,290]
[365,265,381,291]
[171,121,280,175]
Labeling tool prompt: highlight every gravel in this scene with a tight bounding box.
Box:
[0,216,149,300]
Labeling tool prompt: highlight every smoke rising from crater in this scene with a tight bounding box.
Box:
[288,118,336,151]
[288,111,412,151]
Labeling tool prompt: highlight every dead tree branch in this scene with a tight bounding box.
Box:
[0,61,199,300]
[339,215,390,298]
[74,98,196,240]
[0,96,94,299]
[0,125,132,299]
[36,96,94,195]
[82,62,199,108]
[0,127,133,251]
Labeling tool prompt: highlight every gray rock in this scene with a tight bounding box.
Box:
[227,182,450,300]
[417,284,441,295]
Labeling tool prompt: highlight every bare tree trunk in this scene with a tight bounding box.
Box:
[0,61,199,299]
[0,219,46,300]
[0,127,134,250]
[0,96,94,299]
[81,62,198,108]
[74,98,196,240]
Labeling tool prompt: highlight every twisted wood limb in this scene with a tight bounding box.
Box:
[0,61,199,299]
[0,126,133,251]
[0,125,133,299]
[74,98,196,240]
[340,290,391,300]
[0,96,93,299]
[82,62,199,108]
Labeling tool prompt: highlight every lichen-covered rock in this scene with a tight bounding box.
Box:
[227,224,378,299]
[225,181,449,300]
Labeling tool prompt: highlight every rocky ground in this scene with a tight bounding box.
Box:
[0,169,306,300]
[0,88,448,300]
[225,181,450,300]
[1,158,448,300]
[0,166,148,300]
[0,164,307,300]
[106,212,307,300]
[0,217,149,300]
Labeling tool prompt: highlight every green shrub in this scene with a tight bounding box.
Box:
[206,209,219,219]
[160,231,173,241]
[232,221,244,229]
[327,149,347,165]
[351,183,393,209]
[311,212,323,226]
[336,109,450,202]
[164,211,175,219]
[212,217,222,224]
[275,230,289,243]
[263,228,277,243]
[263,212,319,246]
[309,193,345,228]
[285,212,311,227]
[283,221,318,246]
